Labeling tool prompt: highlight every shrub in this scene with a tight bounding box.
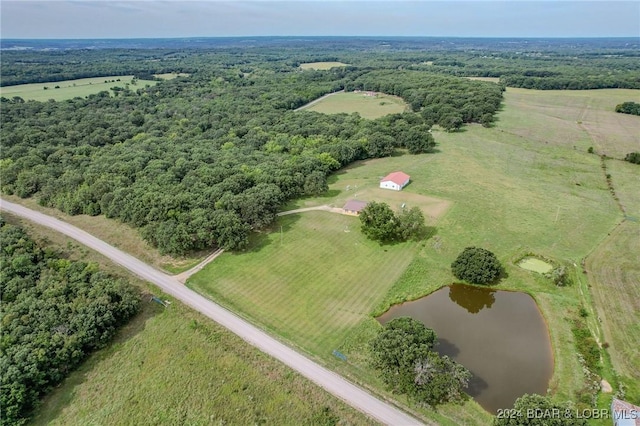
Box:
[451,247,502,284]
[624,152,640,164]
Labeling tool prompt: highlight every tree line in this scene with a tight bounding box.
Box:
[1,53,502,255]
[0,216,140,425]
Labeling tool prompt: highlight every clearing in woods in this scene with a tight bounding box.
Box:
[0,75,157,102]
[300,91,409,119]
[299,61,349,70]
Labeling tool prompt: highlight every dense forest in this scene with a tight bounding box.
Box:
[1,39,637,254]
[2,37,638,89]
[0,216,140,425]
[1,47,504,255]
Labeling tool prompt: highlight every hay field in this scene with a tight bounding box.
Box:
[299,61,349,70]
[499,88,640,158]
[585,221,640,399]
[302,91,408,119]
[0,76,157,102]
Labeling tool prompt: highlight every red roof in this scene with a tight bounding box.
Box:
[381,171,410,186]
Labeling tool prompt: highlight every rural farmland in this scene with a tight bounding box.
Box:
[2,34,639,426]
[0,75,157,102]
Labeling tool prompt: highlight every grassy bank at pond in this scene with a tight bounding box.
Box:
[0,76,157,102]
[190,88,628,423]
[301,91,408,119]
[299,61,349,70]
[3,214,373,426]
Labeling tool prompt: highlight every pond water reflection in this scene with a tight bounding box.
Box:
[377,284,553,413]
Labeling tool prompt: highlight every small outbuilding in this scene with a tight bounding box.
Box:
[380,171,410,191]
[343,200,368,216]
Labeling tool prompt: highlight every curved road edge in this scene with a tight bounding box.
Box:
[0,199,425,426]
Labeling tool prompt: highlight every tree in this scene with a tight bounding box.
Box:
[303,170,329,195]
[624,152,640,164]
[451,247,502,284]
[403,126,436,154]
[359,201,399,243]
[412,352,471,406]
[370,317,470,406]
[397,206,427,241]
[370,317,436,392]
[615,101,640,116]
[493,394,587,426]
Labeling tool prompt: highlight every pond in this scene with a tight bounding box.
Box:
[377,284,553,413]
[517,257,553,274]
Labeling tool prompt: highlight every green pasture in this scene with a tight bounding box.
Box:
[586,221,640,401]
[0,76,157,102]
[302,91,408,119]
[299,61,349,70]
[498,88,640,159]
[190,88,633,421]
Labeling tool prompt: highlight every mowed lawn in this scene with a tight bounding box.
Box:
[302,91,408,119]
[0,75,157,102]
[188,212,417,355]
[299,61,349,70]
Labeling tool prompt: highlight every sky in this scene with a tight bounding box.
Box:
[1,1,639,39]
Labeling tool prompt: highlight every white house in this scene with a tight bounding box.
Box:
[380,171,410,191]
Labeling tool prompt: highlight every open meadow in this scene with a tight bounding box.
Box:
[190,87,638,421]
[299,61,349,70]
[0,76,157,102]
[300,91,408,119]
[2,214,372,426]
[497,88,640,158]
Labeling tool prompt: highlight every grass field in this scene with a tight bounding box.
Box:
[301,91,408,119]
[154,72,190,80]
[0,76,157,102]
[299,61,349,70]
[190,88,635,421]
[2,214,373,426]
[189,212,418,355]
[585,221,640,400]
[498,88,640,158]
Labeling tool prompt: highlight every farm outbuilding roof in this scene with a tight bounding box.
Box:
[343,200,368,212]
[381,171,410,185]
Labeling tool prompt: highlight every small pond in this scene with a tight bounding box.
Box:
[518,257,553,274]
[377,284,553,413]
